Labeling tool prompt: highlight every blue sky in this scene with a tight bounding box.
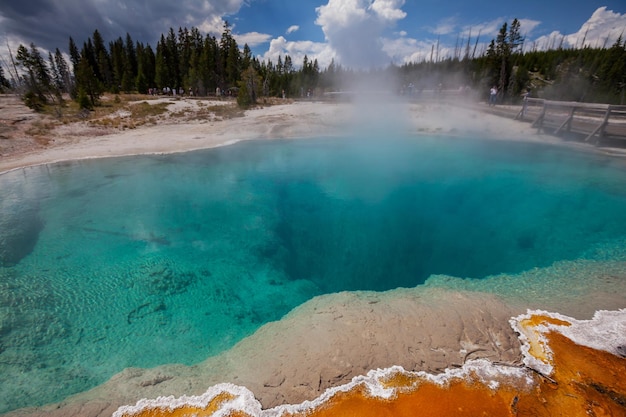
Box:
[233,0,626,67]
[1,0,625,70]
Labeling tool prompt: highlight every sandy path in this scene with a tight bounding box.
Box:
[0,98,349,173]
[1,95,565,174]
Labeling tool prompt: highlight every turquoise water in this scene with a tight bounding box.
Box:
[2,136,626,413]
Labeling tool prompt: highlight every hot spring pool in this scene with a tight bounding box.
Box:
[1,135,626,413]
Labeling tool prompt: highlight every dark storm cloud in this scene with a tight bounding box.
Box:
[0,0,108,51]
[0,0,244,53]
[1,0,55,17]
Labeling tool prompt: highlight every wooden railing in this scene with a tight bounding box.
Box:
[516,98,626,143]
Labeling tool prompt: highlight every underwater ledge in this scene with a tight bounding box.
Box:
[112,308,626,417]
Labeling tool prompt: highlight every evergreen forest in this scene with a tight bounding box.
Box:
[1,20,625,111]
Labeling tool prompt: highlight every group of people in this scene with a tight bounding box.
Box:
[147,86,197,97]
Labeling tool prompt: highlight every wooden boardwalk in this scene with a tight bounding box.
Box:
[513,98,626,145]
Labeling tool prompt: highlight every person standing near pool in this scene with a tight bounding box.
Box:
[489,86,498,106]
[521,89,530,118]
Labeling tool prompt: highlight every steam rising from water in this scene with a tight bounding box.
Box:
[314,1,415,137]
[348,92,411,138]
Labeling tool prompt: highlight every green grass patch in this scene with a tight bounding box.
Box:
[130,101,170,118]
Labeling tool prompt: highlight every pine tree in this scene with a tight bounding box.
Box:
[75,51,102,108]
[82,38,98,81]
[185,28,204,94]
[0,65,11,92]
[154,34,170,90]
[495,22,509,98]
[478,19,528,102]
[109,37,126,91]
[165,28,180,89]
[178,27,193,90]
[16,43,54,110]
[121,33,137,92]
[508,19,524,54]
[319,58,337,91]
[68,37,81,75]
[92,30,113,88]
[200,34,219,95]
[54,48,72,94]
[237,66,261,107]
[143,44,156,88]
[220,22,241,89]
[597,36,626,102]
[135,42,155,93]
[48,52,63,100]
[258,59,273,96]
[242,44,252,71]
[299,55,320,94]
[282,55,294,95]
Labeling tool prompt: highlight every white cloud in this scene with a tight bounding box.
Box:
[568,7,625,48]
[197,15,228,36]
[470,18,508,38]
[431,16,458,36]
[382,36,429,63]
[286,25,299,34]
[314,0,406,68]
[530,30,567,50]
[425,16,507,41]
[422,16,524,59]
[382,34,461,64]
[235,31,272,47]
[518,18,541,36]
[261,36,336,69]
[370,0,406,21]
[530,7,626,51]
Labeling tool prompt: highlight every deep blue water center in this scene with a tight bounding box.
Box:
[2,135,626,413]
